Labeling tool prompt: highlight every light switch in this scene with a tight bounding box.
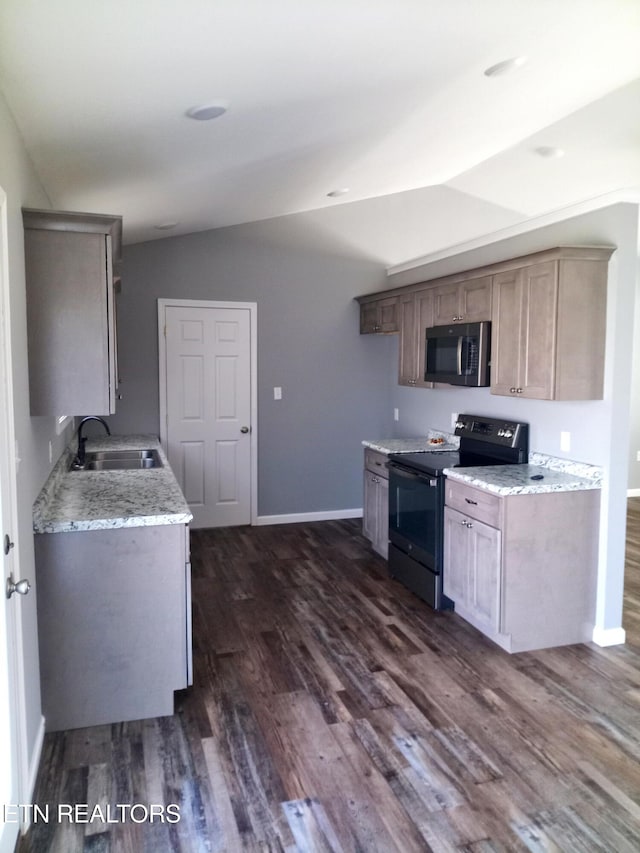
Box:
[273,386,282,400]
[560,431,571,452]
[393,408,399,422]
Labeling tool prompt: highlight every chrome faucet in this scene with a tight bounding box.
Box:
[74,416,111,467]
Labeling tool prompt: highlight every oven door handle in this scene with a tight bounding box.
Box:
[388,463,438,487]
[457,336,463,376]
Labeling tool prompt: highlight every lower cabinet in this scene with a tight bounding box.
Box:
[444,479,599,652]
[363,449,389,558]
[35,523,192,731]
[444,506,501,635]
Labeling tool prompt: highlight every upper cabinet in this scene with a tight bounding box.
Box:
[491,247,614,401]
[356,244,614,400]
[432,275,492,326]
[23,208,122,416]
[357,294,399,334]
[398,288,434,387]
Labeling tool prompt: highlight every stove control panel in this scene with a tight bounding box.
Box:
[455,414,528,450]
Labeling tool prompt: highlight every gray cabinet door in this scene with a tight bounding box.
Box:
[359,296,399,333]
[444,505,501,634]
[490,267,526,396]
[491,253,609,401]
[443,506,471,605]
[35,524,190,731]
[398,288,434,387]
[433,276,491,325]
[492,261,558,400]
[363,470,379,544]
[23,209,121,416]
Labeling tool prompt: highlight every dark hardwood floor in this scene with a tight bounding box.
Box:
[19,499,640,852]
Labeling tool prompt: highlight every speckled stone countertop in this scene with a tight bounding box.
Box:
[363,430,459,454]
[444,452,602,496]
[33,435,193,534]
[362,432,601,495]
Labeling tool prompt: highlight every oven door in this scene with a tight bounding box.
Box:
[388,462,443,572]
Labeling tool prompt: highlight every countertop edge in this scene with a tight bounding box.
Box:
[33,434,193,534]
[443,466,602,496]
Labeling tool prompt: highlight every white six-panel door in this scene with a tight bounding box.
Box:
[159,301,255,528]
[0,187,23,853]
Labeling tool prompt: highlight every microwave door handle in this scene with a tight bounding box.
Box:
[457,336,463,376]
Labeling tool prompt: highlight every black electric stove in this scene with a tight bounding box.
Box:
[387,414,529,610]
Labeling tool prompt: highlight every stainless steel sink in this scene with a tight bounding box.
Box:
[70,448,163,471]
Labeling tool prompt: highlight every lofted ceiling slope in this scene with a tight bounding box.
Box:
[0,0,639,246]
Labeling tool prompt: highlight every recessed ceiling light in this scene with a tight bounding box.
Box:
[154,221,179,231]
[484,56,527,77]
[327,188,350,198]
[535,146,565,159]
[186,101,229,121]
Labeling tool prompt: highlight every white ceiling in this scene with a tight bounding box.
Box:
[1,0,639,247]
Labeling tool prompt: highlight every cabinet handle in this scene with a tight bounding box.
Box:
[466,522,473,528]
[516,388,523,394]
[464,498,478,505]
[510,387,516,393]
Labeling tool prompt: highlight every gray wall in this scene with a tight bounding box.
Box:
[386,202,639,637]
[109,220,396,516]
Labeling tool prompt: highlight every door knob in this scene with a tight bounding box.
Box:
[6,573,31,600]
[240,426,250,434]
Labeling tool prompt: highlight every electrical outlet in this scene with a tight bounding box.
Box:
[560,431,571,452]
[636,451,640,462]
[273,386,282,400]
[393,408,399,422]
[451,412,458,429]
[49,441,53,464]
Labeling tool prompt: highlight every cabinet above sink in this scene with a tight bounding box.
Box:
[23,207,122,416]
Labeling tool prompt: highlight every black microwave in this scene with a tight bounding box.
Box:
[424,320,491,387]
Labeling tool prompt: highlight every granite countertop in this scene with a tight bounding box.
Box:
[363,432,602,496]
[363,430,459,454]
[444,452,602,496]
[33,434,193,534]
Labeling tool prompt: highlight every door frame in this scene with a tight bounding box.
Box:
[158,298,258,526]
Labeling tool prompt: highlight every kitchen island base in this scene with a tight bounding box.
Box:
[35,523,191,732]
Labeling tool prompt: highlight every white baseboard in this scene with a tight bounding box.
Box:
[256,508,363,526]
[21,714,45,833]
[592,626,626,647]
[628,488,640,497]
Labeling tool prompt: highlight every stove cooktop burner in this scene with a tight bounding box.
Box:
[387,449,519,477]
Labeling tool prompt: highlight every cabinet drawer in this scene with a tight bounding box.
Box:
[445,480,501,527]
[364,448,389,478]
